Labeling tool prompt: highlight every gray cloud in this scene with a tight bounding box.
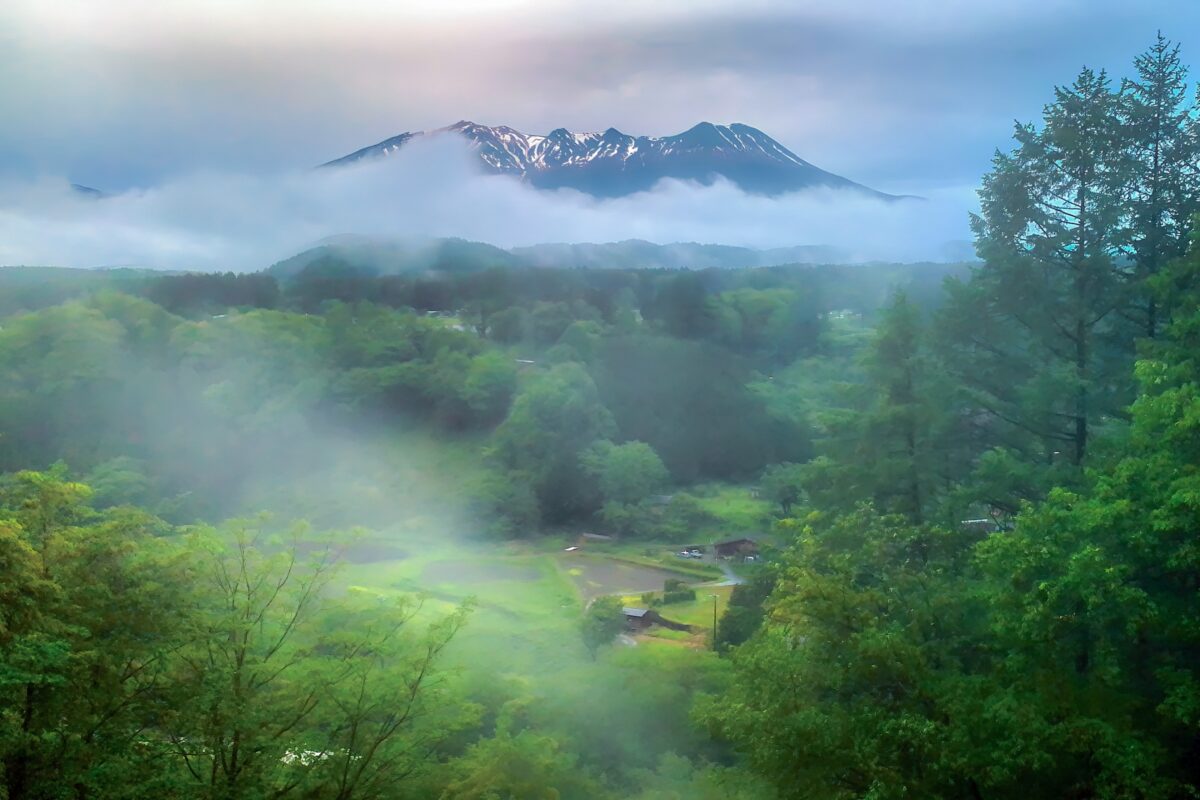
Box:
[0,136,973,270]
[2,0,1197,193]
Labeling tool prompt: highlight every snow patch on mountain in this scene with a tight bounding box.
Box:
[323,121,901,199]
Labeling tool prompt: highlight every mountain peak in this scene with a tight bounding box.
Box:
[669,122,731,149]
[324,121,897,199]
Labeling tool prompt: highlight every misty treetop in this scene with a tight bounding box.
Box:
[0,255,955,530]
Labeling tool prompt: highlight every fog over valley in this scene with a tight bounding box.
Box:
[0,135,971,271]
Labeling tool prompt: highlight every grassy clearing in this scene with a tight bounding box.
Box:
[343,541,587,676]
[619,584,734,628]
[690,483,773,536]
[614,583,736,650]
[659,584,736,628]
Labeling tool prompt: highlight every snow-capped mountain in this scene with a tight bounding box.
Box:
[323,121,898,199]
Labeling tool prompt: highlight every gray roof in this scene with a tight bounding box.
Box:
[622,607,649,618]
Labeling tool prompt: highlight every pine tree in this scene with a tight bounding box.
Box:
[800,292,960,522]
[857,292,956,523]
[962,66,1129,466]
[1120,33,1200,338]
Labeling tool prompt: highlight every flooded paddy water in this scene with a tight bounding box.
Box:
[559,552,699,602]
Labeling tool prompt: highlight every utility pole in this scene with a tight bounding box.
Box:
[709,594,719,651]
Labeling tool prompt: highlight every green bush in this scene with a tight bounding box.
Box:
[661,589,696,605]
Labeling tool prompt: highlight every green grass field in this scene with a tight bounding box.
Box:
[343,542,587,676]
[689,483,773,536]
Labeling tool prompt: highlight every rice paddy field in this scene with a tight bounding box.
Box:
[251,427,759,675]
[335,531,721,674]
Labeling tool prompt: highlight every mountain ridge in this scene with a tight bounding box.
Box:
[322,120,902,199]
[266,236,857,279]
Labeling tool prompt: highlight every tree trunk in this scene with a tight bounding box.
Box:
[1075,319,1088,466]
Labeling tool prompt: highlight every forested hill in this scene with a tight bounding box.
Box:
[0,258,963,523]
[265,237,857,279]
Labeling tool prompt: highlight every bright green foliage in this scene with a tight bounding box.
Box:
[461,350,520,423]
[707,509,984,799]
[490,364,616,521]
[325,302,513,427]
[0,471,189,800]
[441,725,609,800]
[166,520,473,800]
[714,568,776,651]
[527,644,735,776]
[628,754,774,800]
[580,440,669,506]
[172,309,330,430]
[465,470,541,538]
[712,288,821,358]
[0,303,130,470]
[759,462,806,516]
[0,476,474,800]
[580,597,626,660]
[594,491,719,540]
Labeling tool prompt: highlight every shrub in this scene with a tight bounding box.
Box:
[661,588,696,605]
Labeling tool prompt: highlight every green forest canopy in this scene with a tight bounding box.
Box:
[2,34,1200,800]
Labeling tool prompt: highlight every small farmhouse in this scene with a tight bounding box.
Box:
[623,607,652,630]
[713,537,758,558]
[622,607,695,633]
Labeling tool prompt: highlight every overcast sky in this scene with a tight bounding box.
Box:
[3,0,1198,195]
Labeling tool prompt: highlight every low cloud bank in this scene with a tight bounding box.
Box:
[0,137,974,271]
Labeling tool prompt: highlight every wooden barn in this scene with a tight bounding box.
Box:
[713,537,758,558]
[623,607,653,630]
[622,607,694,633]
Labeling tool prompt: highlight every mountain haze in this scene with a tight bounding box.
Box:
[266,237,856,278]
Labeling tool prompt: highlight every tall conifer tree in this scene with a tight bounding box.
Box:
[960,67,1129,466]
[1121,33,1199,338]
